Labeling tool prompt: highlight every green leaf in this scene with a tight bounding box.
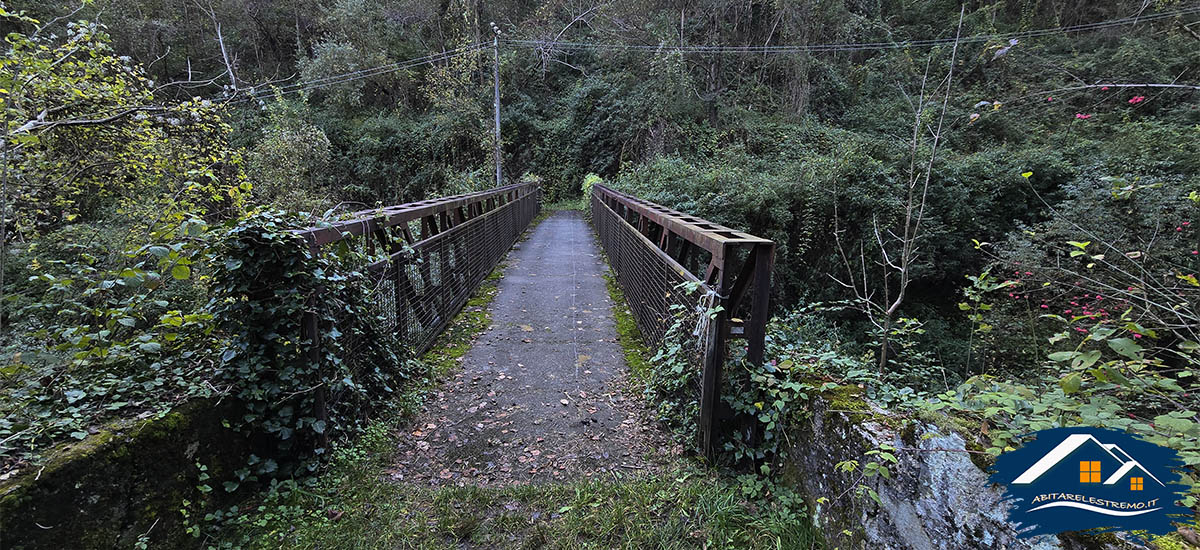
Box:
[1107,338,1143,360]
[171,265,191,280]
[1073,350,1101,369]
[1059,373,1082,394]
[1047,351,1077,362]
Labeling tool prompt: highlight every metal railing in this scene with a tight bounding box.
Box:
[292,183,541,441]
[591,184,774,455]
[295,182,541,356]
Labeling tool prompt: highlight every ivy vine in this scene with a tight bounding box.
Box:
[209,211,412,476]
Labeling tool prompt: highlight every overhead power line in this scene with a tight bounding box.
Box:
[18,44,488,132]
[229,43,486,104]
[503,5,1200,54]
[15,4,1199,132]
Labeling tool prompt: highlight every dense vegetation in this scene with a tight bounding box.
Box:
[2,0,1198,544]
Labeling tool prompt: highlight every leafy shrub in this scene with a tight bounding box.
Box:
[209,211,412,473]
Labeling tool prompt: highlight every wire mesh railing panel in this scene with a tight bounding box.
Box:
[591,186,774,455]
[373,190,539,356]
[591,194,705,352]
[302,185,540,398]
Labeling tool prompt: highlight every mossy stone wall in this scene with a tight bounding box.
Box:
[1,400,259,549]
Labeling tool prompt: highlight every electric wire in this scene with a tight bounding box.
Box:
[16,5,1199,132]
[17,44,487,133]
[227,43,487,104]
[503,5,1200,54]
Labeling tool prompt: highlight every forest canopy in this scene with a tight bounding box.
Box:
[1,0,1198,539]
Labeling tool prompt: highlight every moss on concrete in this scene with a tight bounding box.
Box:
[0,400,259,549]
[420,267,502,381]
[816,383,879,425]
[602,272,653,384]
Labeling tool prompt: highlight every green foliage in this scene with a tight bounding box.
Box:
[246,96,331,213]
[722,310,873,465]
[580,173,601,200]
[217,418,823,550]
[0,15,246,470]
[1,16,248,236]
[208,211,410,474]
[640,286,710,445]
[7,0,1200,535]
[910,303,1200,507]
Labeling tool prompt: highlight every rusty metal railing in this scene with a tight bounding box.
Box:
[591,184,774,456]
[296,182,541,355]
[293,183,541,441]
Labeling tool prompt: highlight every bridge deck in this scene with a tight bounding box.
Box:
[389,210,675,485]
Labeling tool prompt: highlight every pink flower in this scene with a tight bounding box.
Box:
[1025,271,1033,275]
[1040,304,1049,309]
[1133,333,1143,339]
[1101,86,1110,90]
[1047,96,1054,101]
[1075,113,1092,119]
[1178,227,1184,231]
[1064,309,1072,314]
[1129,96,1146,104]
[1184,222,1191,226]
[1192,251,1198,255]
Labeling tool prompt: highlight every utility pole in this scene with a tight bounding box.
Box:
[490,22,502,188]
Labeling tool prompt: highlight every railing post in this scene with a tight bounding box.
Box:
[745,243,775,367]
[700,246,732,459]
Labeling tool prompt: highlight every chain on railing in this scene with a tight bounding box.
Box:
[293,183,541,438]
[591,185,774,456]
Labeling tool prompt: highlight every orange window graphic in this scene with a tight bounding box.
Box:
[1079,461,1101,483]
[1131,477,1144,491]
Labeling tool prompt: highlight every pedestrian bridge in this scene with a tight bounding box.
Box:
[294,182,774,454]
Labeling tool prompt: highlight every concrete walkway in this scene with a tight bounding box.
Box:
[389,210,674,486]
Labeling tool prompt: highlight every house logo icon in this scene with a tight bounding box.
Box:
[991,427,1189,538]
